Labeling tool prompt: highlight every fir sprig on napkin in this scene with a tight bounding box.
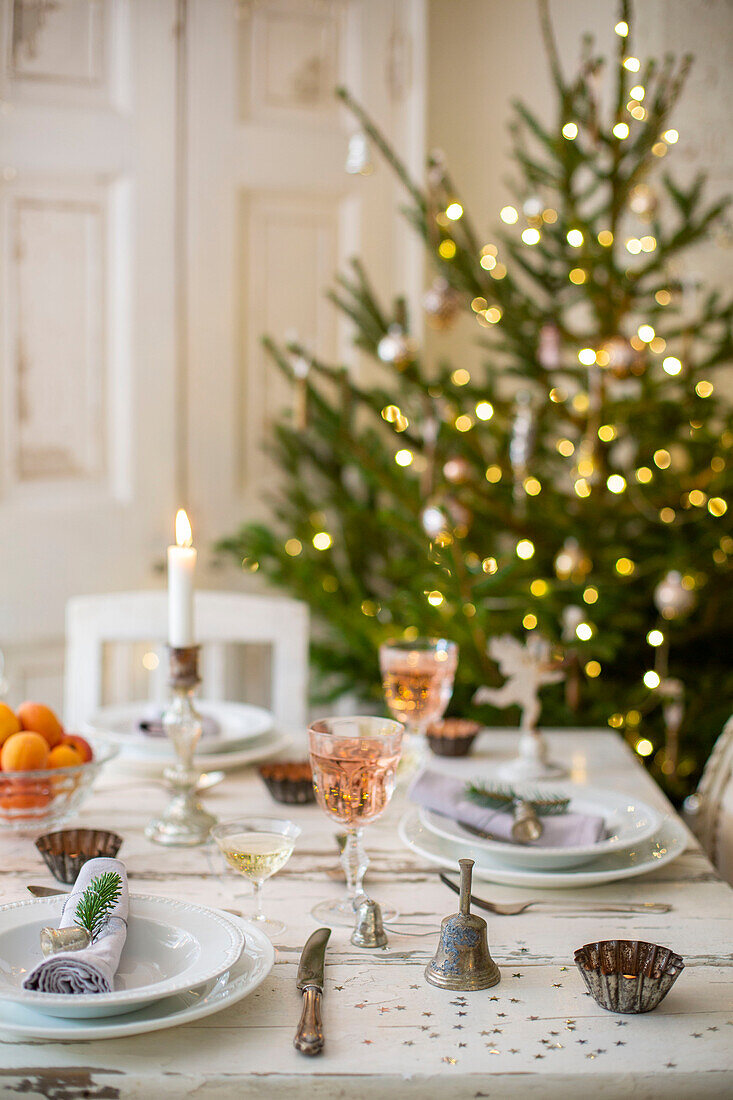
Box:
[73,871,123,942]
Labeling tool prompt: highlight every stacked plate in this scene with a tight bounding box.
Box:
[85,700,290,773]
[399,783,688,888]
[0,893,274,1039]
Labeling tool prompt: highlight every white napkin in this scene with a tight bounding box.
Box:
[410,770,606,848]
[23,857,129,994]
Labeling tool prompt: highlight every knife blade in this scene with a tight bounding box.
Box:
[294,927,330,1056]
[27,885,68,897]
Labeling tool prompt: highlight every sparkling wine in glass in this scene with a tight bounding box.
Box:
[308,715,403,926]
[380,637,458,759]
[211,817,300,937]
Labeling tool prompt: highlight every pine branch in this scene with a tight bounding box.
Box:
[73,871,122,942]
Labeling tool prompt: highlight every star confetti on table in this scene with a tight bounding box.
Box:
[430,1033,439,1039]
[512,973,523,978]
[691,1032,703,1038]
[363,1039,373,1045]
[616,1020,627,1027]
[442,1057,457,1065]
[552,983,563,988]
[379,1007,390,1014]
[497,1012,507,1018]
[586,1053,596,1060]
[577,1039,588,1045]
[509,1049,519,1054]
[666,1062,677,1068]
[535,1054,544,1060]
[402,1041,414,1047]
[510,998,520,1004]
[422,1012,433,1017]
[458,1042,467,1048]
[457,1011,467,1016]
[355,1003,367,1009]
[519,947,530,953]
[708,1026,718,1032]
[410,984,419,989]
[395,1005,406,1011]
[334,985,344,991]
[453,1025,464,1030]
[615,1041,626,1046]
[486,1048,501,1055]
[528,1016,539,1021]
[559,966,568,971]
[489,996,499,1002]
[480,1031,492,1037]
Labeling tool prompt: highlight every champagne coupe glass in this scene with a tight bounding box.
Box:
[308,716,404,927]
[379,637,458,762]
[211,817,301,937]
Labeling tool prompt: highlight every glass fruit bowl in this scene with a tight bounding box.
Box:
[0,741,118,834]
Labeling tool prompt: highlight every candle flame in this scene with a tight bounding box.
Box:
[175,509,192,548]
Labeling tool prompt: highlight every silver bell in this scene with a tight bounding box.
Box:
[425,858,500,991]
[40,926,92,957]
[351,894,388,948]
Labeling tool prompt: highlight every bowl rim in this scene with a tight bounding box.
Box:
[573,938,685,972]
[0,739,118,781]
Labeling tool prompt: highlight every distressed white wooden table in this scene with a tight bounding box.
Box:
[1,730,731,1099]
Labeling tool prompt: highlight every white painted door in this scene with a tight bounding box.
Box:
[185,0,426,543]
[0,0,426,712]
[0,0,179,706]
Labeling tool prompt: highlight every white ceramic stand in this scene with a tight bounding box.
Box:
[497,728,567,782]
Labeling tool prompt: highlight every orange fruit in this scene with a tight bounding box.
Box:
[0,778,52,817]
[1,731,50,772]
[47,743,83,769]
[17,702,64,748]
[0,703,21,748]
[62,734,93,763]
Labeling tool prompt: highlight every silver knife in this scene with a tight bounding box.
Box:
[294,927,331,1056]
[27,885,67,897]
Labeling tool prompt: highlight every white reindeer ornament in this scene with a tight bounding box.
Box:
[474,634,567,781]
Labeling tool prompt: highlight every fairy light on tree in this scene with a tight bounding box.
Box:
[220,2,733,800]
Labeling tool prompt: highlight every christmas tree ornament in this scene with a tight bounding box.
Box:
[377,324,417,368]
[523,195,543,220]
[422,277,462,330]
[554,538,592,582]
[629,183,658,219]
[474,634,566,781]
[654,571,696,620]
[291,353,310,430]
[561,605,585,642]
[602,336,635,376]
[345,131,374,176]
[538,323,561,370]
[660,677,685,772]
[443,456,471,484]
[421,504,449,540]
[427,149,447,191]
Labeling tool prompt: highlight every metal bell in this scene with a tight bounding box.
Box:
[425,858,501,991]
[40,926,91,957]
[351,894,388,948]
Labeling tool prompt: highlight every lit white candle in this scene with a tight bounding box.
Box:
[168,509,197,647]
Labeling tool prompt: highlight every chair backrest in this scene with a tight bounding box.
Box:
[689,715,733,885]
[64,590,309,733]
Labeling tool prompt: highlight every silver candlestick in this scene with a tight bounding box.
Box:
[145,646,216,847]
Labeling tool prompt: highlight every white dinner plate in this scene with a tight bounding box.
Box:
[420,785,662,870]
[0,914,273,1040]
[86,700,274,759]
[0,895,244,1018]
[97,729,292,777]
[399,807,688,888]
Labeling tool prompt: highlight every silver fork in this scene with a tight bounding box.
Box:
[438,874,672,915]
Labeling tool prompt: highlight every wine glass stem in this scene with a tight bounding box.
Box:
[341,826,368,903]
[252,879,265,921]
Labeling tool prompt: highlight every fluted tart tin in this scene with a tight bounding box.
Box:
[574,939,684,1013]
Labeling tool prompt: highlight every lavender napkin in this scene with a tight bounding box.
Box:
[23,857,129,994]
[410,770,606,848]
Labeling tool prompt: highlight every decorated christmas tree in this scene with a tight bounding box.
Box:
[220,1,733,798]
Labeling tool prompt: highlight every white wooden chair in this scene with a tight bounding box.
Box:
[64,591,309,734]
[685,715,733,885]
